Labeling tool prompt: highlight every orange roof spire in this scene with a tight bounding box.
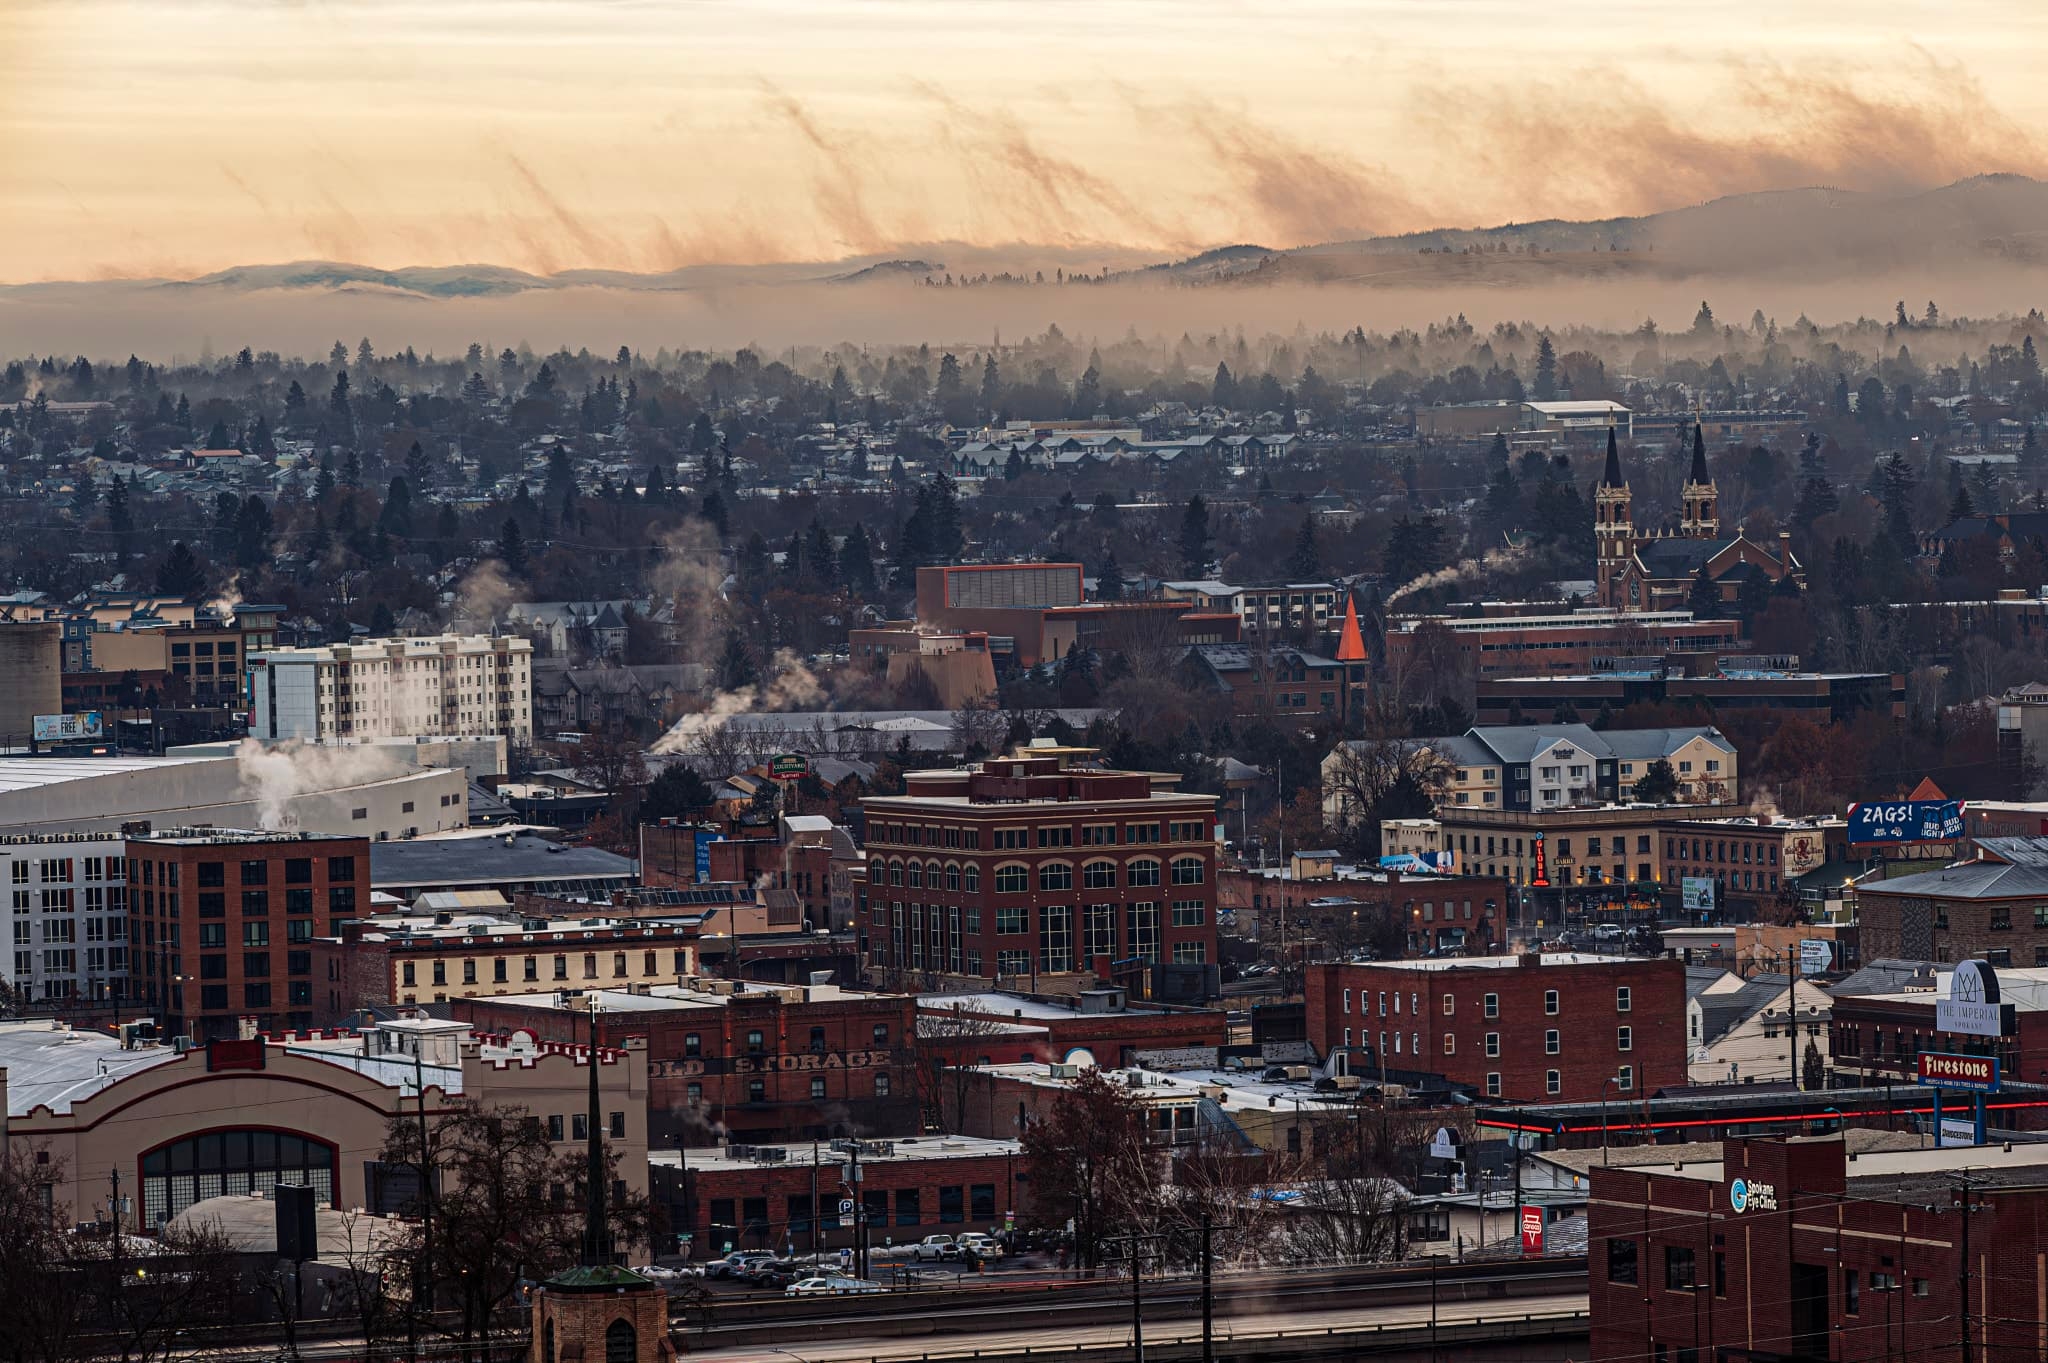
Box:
[1335,593,1368,663]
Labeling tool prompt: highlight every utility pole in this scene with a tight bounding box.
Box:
[409,1028,434,1363]
[1958,1174,1981,1363]
[1102,1232,1161,1363]
[1200,1214,1213,1363]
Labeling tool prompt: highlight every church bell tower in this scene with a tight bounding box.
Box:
[1594,427,1634,608]
[1680,423,1719,539]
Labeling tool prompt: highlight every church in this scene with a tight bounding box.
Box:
[1594,426,1802,612]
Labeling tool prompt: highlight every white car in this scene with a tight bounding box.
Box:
[955,1234,1002,1258]
[786,1276,882,1296]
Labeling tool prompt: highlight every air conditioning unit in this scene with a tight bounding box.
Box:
[172,1036,194,1053]
[726,1144,755,1161]
[1331,1074,1362,1090]
[1284,1065,1312,1081]
[757,1146,789,1163]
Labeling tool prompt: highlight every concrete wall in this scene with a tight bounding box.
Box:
[0,622,61,743]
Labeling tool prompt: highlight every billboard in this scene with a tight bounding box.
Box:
[1798,939,1835,975]
[769,753,810,781]
[1378,851,1458,875]
[1519,1205,1544,1257]
[1846,799,1964,845]
[1781,831,1828,879]
[1934,959,2010,1039]
[1680,877,1716,914]
[33,711,103,742]
[1918,1050,2000,1092]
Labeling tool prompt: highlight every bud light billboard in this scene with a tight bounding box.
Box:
[1847,799,1964,846]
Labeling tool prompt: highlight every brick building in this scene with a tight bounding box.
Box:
[914,989,1227,1070]
[454,979,919,1146]
[1589,1134,2048,1363]
[315,909,702,1019]
[1856,838,2048,966]
[1473,665,1903,726]
[127,828,371,1041]
[1384,608,1744,680]
[1217,864,1510,956]
[1304,953,1686,1102]
[651,1134,1025,1260]
[859,745,1220,993]
[1828,961,2048,1088]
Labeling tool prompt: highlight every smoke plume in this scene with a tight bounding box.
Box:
[1384,545,1531,608]
[451,557,518,627]
[233,737,402,831]
[646,517,726,667]
[651,649,824,756]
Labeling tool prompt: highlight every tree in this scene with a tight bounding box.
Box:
[155,541,205,597]
[1632,757,1680,803]
[380,475,414,537]
[914,1003,1023,1127]
[718,628,759,691]
[640,762,713,822]
[1802,1037,1825,1092]
[837,521,878,596]
[979,354,1001,415]
[1020,1067,1162,1269]
[497,517,529,576]
[405,439,433,493]
[1532,335,1558,401]
[1689,567,1720,619]
[1097,549,1126,602]
[1287,512,1322,580]
[376,1101,648,1363]
[1381,515,1445,591]
[573,721,652,809]
[1178,494,1213,578]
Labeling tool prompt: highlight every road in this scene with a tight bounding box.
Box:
[681,1292,1591,1363]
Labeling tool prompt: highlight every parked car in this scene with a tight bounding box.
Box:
[955,1233,1002,1259]
[706,1252,774,1280]
[786,1276,883,1296]
[913,1234,960,1261]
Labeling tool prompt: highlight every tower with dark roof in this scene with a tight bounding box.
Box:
[1594,427,1635,607]
[1681,423,1720,539]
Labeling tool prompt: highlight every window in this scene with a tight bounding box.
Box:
[1544,989,1558,1015]
[1127,902,1159,961]
[1127,859,1161,887]
[995,906,1028,935]
[1608,1238,1638,1284]
[894,1188,919,1225]
[1484,1032,1500,1057]
[1083,861,1118,889]
[1486,1072,1501,1098]
[1545,1029,1560,1054]
[1171,900,1206,927]
[874,1073,891,1097]
[1038,864,1073,892]
[1172,942,1207,963]
[993,864,1028,894]
[746,1029,765,1053]
[1617,1064,1633,1091]
[1665,1246,1696,1291]
[1442,993,1455,1016]
[1617,1025,1633,1051]
[1546,1069,1561,1095]
[1617,986,1632,1012]
[240,860,269,886]
[810,1077,827,1099]
[939,1185,964,1224]
[1170,857,1205,885]
[747,1079,765,1103]
[1443,1034,1455,1055]
[243,922,269,947]
[1483,992,1498,1018]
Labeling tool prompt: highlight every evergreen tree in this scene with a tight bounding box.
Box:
[980,355,1001,415]
[233,496,273,569]
[381,476,414,537]
[174,392,191,430]
[1178,495,1212,578]
[1688,567,1720,618]
[1382,515,1445,589]
[1070,362,1101,418]
[1004,448,1025,480]
[699,490,730,541]
[837,522,877,596]
[1287,512,1322,579]
[313,455,337,502]
[1950,481,1976,522]
[1791,475,1839,530]
[405,440,433,493]
[204,419,232,450]
[1097,550,1126,602]
[718,628,759,691]
[1533,335,1558,401]
[155,541,205,596]
[1211,362,1239,410]
[496,517,529,575]
[247,414,275,457]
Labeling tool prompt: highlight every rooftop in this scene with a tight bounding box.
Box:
[651,1133,1022,1174]
[0,754,211,796]
[0,1021,179,1117]
[368,833,636,890]
[463,979,880,1013]
[1334,952,1644,972]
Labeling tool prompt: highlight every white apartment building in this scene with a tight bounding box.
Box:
[2,832,129,1004]
[249,635,534,745]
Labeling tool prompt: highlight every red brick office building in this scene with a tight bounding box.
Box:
[127,828,371,1041]
[860,748,1220,992]
[455,979,919,1146]
[1590,1135,2048,1363]
[914,989,1228,1070]
[1305,953,1686,1102]
[652,1134,1027,1258]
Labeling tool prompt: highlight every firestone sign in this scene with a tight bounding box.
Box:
[1917,1050,2000,1092]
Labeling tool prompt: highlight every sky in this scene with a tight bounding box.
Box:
[4,0,2048,283]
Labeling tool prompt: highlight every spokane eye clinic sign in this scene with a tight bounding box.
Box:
[1936,959,2009,1039]
[1729,1177,1779,1214]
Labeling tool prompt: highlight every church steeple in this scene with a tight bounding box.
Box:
[1681,423,1719,539]
[1594,427,1635,609]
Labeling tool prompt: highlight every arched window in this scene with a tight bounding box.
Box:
[1082,861,1118,889]
[926,861,942,888]
[1038,863,1073,892]
[945,863,961,891]
[993,863,1028,894]
[888,860,903,887]
[605,1318,637,1363]
[140,1129,337,1228]
[906,862,923,889]
[1127,858,1161,887]
[963,865,980,893]
[1170,856,1205,885]
[544,1320,557,1363]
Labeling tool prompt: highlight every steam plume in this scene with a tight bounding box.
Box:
[233,737,402,831]
[651,649,824,756]
[1384,545,1530,607]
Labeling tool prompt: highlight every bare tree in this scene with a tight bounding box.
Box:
[914,1002,1024,1130]
[1320,736,1453,835]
